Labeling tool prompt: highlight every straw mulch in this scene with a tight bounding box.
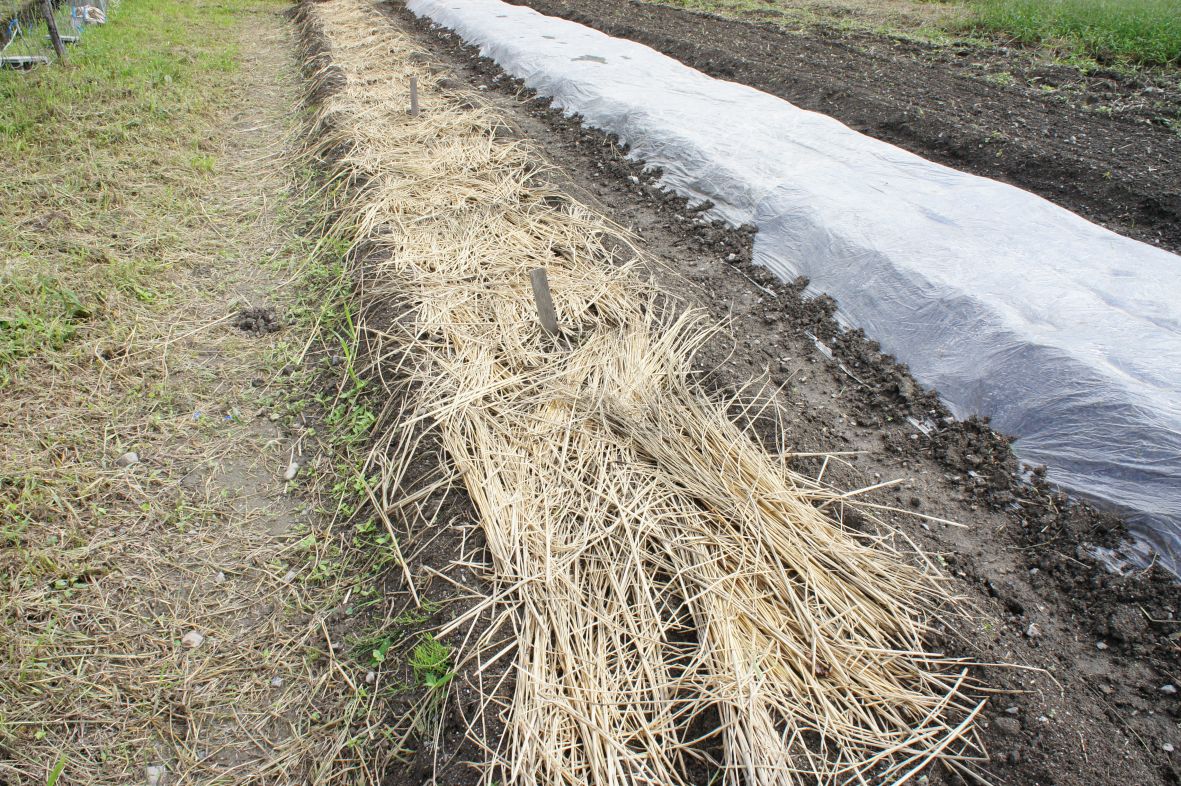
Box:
[301,1,988,783]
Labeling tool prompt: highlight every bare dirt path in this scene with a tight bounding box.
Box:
[504,0,1181,255]
[0,3,393,783]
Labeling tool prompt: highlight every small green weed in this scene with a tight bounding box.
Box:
[191,154,217,173]
[46,753,67,786]
[411,634,453,691]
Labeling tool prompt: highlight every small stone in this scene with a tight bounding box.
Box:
[181,631,205,649]
[1007,750,1022,765]
[1005,706,1019,715]
[365,671,376,684]
[1096,640,1109,650]
[281,570,297,583]
[271,676,284,687]
[116,451,140,467]
[1165,743,1175,753]
[1025,623,1040,638]
[1161,684,1178,695]
[146,765,165,786]
[994,716,1022,736]
[213,571,226,584]
[284,461,300,481]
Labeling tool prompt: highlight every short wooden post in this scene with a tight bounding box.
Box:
[42,0,66,64]
[409,76,419,117]
[529,267,560,336]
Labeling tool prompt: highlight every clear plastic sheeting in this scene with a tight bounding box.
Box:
[408,0,1181,570]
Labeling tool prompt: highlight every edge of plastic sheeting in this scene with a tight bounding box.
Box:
[407,0,1181,572]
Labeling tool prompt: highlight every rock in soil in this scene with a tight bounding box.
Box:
[994,716,1022,736]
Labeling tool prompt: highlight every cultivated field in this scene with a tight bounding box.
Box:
[654,0,1181,65]
[3,0,1180,784]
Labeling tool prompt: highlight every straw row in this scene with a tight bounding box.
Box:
[299,1,987,783]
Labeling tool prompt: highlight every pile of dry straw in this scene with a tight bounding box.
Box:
[302,0,987,782]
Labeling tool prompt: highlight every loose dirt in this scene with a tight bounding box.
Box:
[367,3,1181,784]
[503,0,1181,255]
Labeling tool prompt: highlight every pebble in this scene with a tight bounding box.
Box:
[994,717,1022,736]
[365,671,377,684]
[146,765,165,786]
[213,571,226,585]
[1165,743,1175,753]
[1005,706,1019,715]
[281,570,297,583]
[1162,684,1178,695]
[1025,622,1041,638]
[1096,641,1109,650]
[116,451,140,467]
[271,676,284,687]
[181,630,205,649]
[284,461,300,481]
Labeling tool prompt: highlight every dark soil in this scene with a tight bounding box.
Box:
[308,4,1181,785]
[233,305,283,334]
[503,0,1181,255]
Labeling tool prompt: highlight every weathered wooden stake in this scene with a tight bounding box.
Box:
[409,76,419,117]
[529,267,560,336]
[41,0,66,64]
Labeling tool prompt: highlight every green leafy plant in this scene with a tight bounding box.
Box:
[46,753,66,786]
[410,634,453,691]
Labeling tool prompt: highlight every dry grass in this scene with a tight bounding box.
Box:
[302,1,989,783]
[0,1,409,784]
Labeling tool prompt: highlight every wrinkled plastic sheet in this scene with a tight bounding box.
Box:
[408,0,1181,571]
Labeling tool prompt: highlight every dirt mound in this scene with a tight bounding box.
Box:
[397,5,1181,783]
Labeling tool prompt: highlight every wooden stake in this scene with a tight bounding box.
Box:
[529,267,560,336]
[409,76,419,117]
[41,0,66,64]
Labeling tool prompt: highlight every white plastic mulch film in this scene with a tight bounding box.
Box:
[407,0,1181,571]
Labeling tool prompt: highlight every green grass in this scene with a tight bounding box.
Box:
[969,0,1181,65]
[410,634,453,691]
[0,0,251,384]
[644,0,1181,67]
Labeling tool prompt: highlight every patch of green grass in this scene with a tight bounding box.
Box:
[0,273,90,374]
[410,634,453,691]
[191,153,217,173]
[0,0,264,385]
[645,0,1180,68]
[968,0,1181,65]
[984,69,1016,86]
